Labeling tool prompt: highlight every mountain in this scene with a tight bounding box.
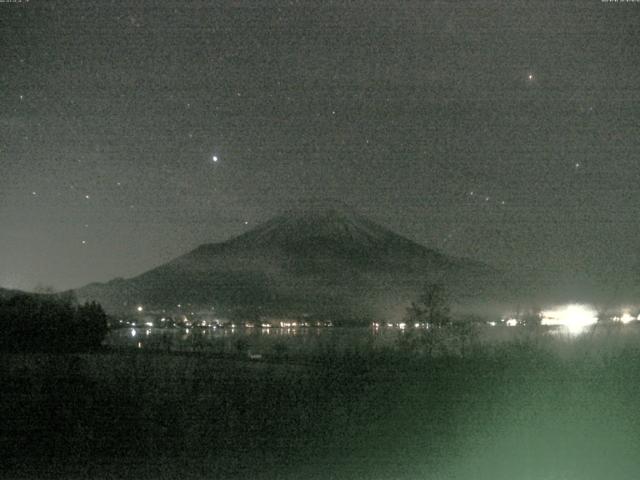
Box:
[76,202,508,323]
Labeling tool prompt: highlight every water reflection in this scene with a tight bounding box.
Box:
[105,325,397,355]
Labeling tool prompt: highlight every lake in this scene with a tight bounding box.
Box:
[104,325,399,356]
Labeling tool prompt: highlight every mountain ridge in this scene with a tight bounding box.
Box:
[76,204,506,322]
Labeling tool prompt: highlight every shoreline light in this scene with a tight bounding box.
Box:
[620,312,634,324]
[540,304,598,335]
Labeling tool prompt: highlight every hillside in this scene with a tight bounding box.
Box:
[76,203,507,322]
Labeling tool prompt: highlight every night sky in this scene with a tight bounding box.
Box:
[1,0,639,291]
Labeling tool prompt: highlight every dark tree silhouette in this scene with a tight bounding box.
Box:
[0,292,108,352]
[75,301,109,350]
[403,283,453,357]
[405,283,451,328]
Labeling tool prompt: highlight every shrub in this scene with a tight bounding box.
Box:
[0,293,108,352]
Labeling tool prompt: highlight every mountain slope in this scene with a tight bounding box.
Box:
[76,203,506,322]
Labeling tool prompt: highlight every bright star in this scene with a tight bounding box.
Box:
[212,155,218,163]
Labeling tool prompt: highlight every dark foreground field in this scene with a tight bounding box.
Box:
[3,331,640,479]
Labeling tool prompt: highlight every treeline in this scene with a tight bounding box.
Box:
[0,292,108,352]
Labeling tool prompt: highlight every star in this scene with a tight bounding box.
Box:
[212,155,219,163]
[81,240,87,245]
[85,194,91,199]
[19,94,24,101]
[527,72,534,81]
[575,162,581,169]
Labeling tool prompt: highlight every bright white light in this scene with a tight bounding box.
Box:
[488,321,497,327]
[136,305,143,312]
[398,322,406,329]
[212,155,218,163]
[541,304,597,335]
[505,318,518,327]
[620,312,634,324]
[130,329,136,337]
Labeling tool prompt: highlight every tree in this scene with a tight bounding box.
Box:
[403,283,453,357]
[74,301,109,350]
[452,314,485,357]
[0,294,108,352]
[406,283,451,328]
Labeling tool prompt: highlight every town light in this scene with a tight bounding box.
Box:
[541,304,598,335]
[620,312,634,324]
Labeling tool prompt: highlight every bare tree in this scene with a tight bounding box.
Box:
[404,283,452,357]
[406,283,451,329]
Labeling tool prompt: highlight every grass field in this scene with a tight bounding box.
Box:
[3,326,640,479]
